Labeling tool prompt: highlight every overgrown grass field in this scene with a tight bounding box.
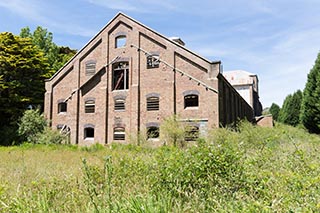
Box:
[1,122,320,212]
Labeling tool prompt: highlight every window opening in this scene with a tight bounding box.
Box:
[115,35,126,48]
[184,94,199,108]
[112,62,129,90]
[114,99,125,111]
[84,127,94,139]
[147,96,159,111]
[147,126,159,139]
[58,102,67,113]
[114,127,125,140]
[147,54,160,69]
[85,100,95,113]
[85,62,96,76]
[185,126,199,141]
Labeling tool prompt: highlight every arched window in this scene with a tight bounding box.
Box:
[58,100,67,113]
[85,99,95,113]
[147,126,159,139]
[85,61,96,76]
[112,62,129,90]
[184,125,199,141]
[84,124,94,139]
[115,35,126,48]
[147,96,159,111]
[183,90,199,109]
[113,127,125,140]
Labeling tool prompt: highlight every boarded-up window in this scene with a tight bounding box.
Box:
[85,100,95,113]
[113,127,125,140]
[114,98,125,111]
[147,96,159,111]
[85,61,96,76]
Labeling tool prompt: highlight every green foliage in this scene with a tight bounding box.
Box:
[1,124,320,212]
[269,103,280,121]
[301,52,320,133]
[279,90,302,126]
[18,109,47,143]
[20,26,76,77]
[160,115,186,147]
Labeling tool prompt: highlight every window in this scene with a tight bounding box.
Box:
[84,126,94,139]
[85,61,96,76]
[115,35,126,48]
[185,126,199,141]
[114,98,125,111]
[147,126,159,139]
[85,100,95,113]
[58,102,67,113]
[112,62,129,90]
[184,94,199,108]
[147,96,159,111]
[147,54,160,69]
[113,127,125,140]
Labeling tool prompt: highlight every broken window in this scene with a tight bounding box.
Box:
[184,94,199,108]
[114,98,125,111]
[112,62,129,90]
[113,127,125,140]
[84,126,94,139]
[184,125,199,141]
[115,35,126,48]
[147,96,159,111]
[85,61,96,76]
[147,126,159,139]
[147,54,160,69]
[85,100,95,113]
[58,102,67,113]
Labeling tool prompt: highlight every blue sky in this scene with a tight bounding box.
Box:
[1,0,320,108]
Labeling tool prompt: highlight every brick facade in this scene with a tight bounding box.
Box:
[44,13,254,145]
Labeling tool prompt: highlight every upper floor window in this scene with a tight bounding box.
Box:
[183,90,199,109]
[115,35,126,48]
[147,96,159,111]
[113,127,125,140]
[112,62,129,90]
[147,54,160,69]
[85,99,95,113]
[58,101,67,113]
[85,61,96,76]
[114,98,125,111]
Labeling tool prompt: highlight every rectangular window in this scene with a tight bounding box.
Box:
[85,100,95,113]
[147,97,159,111]
[114,99,125,111]
[114,127,125,140]
[147,54,160,69]
[58,102,67,113]
[112,62,129,90]
[86,62,96,76]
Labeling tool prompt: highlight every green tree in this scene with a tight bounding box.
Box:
[279,90,302,126]
[20,26,76,77]
[0,32,49,144]
[301,53,320,133]
[269,103,280,121]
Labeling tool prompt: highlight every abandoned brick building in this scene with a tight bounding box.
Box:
[44,13,260,145]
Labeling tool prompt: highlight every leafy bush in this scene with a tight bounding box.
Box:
[18,109,47,143]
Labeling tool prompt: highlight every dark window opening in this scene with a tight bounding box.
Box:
[147,126,159,139]
[112,62,129,90]
[147,97,159,111]
[115,36,126,48]
[85,62,96,76]
[185,126,199,141]
[58,102,67,113]
[184,94,199,108]
[85,100,95,113]
[114,127,125,140]
[147,54,160,69]
[114,99,125,111]
[84,127,94,139]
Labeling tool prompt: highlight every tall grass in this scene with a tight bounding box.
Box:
[1,122,320,212]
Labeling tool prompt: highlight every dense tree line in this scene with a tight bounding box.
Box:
[0,27,76,145]
[268,52,320,133]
